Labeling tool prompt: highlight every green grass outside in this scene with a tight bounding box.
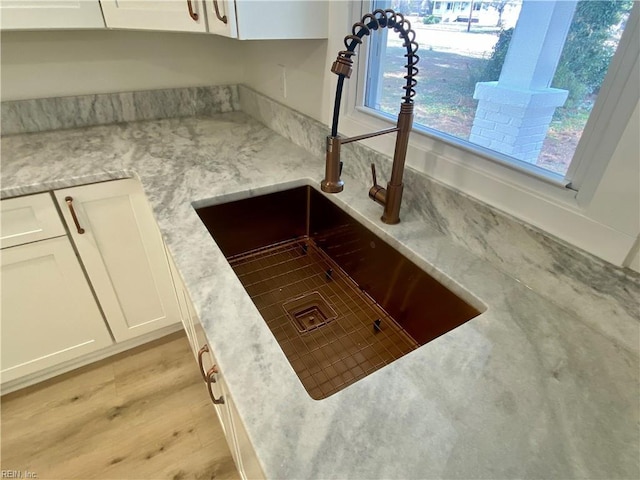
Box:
[375,45,591,174]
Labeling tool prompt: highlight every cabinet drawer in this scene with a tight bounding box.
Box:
[1,193,66,248]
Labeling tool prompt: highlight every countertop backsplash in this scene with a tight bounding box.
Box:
[1,85,240,135]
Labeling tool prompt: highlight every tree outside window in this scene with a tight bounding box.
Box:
[365,0,633,177]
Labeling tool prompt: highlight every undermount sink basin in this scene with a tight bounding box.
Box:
[196,186,484,400]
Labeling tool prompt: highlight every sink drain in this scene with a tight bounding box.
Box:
[282,292,337,333]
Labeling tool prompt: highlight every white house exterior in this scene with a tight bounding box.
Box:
[431,1,522,27]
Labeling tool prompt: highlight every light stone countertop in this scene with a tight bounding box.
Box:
[1,112,638,479]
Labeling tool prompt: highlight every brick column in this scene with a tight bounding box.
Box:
[469,0,577,164]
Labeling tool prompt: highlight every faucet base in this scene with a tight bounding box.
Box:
[380,215,401,225]
[321,179,344,193]
[380,183,404,225]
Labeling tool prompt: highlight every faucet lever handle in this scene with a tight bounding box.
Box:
[368,163,386,207]
[340,161,343,177]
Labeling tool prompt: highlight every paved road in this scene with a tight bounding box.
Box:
[388,18,500,59]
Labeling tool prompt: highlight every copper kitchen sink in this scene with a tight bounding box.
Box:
[196,186,483,400]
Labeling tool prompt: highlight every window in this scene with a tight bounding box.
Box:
[365,0,634,181]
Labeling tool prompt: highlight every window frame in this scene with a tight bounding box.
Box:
[360,0,638,194]
[336,0,639,266]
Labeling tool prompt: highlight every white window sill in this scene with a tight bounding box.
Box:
[356,105,572,189]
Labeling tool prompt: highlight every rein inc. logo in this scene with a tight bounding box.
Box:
[1,471,37,478]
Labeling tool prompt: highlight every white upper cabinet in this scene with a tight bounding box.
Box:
[0,1,105,30]
[205,0,328,39]
[0,0,327,37]
[203,0,236,37]
[99,0,207,33]
[54,179,181,342]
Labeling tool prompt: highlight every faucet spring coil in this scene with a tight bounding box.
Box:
[337,9,419,103]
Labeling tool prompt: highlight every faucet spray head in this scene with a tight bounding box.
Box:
[321,136,344,193]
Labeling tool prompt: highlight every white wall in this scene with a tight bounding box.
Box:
[0,30,246,101]
[587,101,640,239]
[243,39,329,121]
[242,1,349,123]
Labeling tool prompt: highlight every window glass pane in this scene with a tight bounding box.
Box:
[366,0,632,177]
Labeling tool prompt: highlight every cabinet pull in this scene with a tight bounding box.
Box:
[197,344,209,382]
[186,0,199,21]
[212,0,227,24]
[64,196,85,234]
[206,365,225,405]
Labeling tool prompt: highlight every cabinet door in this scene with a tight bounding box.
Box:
[175,259,263,479]
[233,1,328,40]
[1,237,113,383]
[203,0,237,38]
[204,1,328,40]
[227,386,265,480]
[100,0,207,33]
[0,1,105,30]
[54,180,181,342]
[185,296,238,462]
[164,245,198,354]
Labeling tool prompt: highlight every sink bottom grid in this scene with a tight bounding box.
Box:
[228,237,418,400]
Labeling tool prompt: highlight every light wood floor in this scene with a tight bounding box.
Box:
[1,332,240,480]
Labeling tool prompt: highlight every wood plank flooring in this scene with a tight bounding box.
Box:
[1,332,240,480]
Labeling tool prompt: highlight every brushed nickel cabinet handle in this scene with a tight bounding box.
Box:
[64,196,85,234]
[206,365,225,405]
[212,0,227,24]
[187,0,199,21]
[197,344,209,382]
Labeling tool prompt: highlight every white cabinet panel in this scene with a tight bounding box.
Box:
[171,258,264,480]
[164,245,198,353]
[203,0,237,38]
[1,236,113,382]
[100,0,207,33]
[1,193,66,248]
[0,1,105,30]
[205,0,328,40]
[234,0,327,40]
[54,179,181,342]
[228,388,265,480]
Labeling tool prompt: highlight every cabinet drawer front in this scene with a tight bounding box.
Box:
[1,193,66,248]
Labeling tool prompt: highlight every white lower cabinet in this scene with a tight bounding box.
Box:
[1,236,113,383]
[165,249,265,480]
[227,383,265,480]
[54,179,181,342]
[0,192,66,248]
[1,179,181,392]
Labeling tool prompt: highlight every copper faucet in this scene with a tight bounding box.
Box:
[321,9,419,224]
